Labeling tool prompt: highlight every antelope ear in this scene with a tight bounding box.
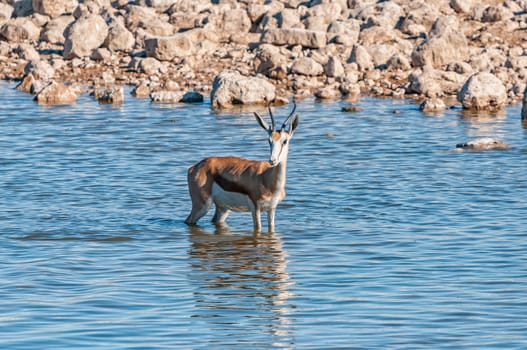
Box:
[289,114,299,136]
[254,112,270,132]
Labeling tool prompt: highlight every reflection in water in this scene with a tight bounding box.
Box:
[459,109,507,137]
[187,226,294,348]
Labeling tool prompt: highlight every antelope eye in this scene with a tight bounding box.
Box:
[283,139,288,145]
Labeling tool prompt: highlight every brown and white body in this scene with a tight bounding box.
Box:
[185,104,299,232]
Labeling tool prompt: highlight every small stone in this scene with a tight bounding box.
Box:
[93,86,124,104]
[35,81,79,104]
[456,138,510,150]
[342,105,362,113]
[132,81,151,98]
[420,98,446,113]
[150,90,184,103]
[180,91,204,103]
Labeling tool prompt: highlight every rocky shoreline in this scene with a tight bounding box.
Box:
[1,0,527,111]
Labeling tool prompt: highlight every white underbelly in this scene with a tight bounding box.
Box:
[211,183,253,212]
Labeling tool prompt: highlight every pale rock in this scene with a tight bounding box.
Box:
[450,0,473,13]
[456,138,510,150]
[479,6,512,23]
[167,0,210,14]
[367,44,397,68]
[0,18,40,43]
[24,60,55,81]
[91,47,111,61]
[457,72,507,111]
[35,81,79,104]
[15,43,39,61]
[291,57,324,76]
[419,98,446,112]
[208,7,251,36]
[324,56,344,78]
[327,19,360,45]
[64,14,108,59]
[125,5,174,37]
[138,57,165,75]
[151,90,204,103]
[135,0,177,12]
[386,53,411,71]
[349,45,374,71]
[16,74,50,94]
[398,2,441,35]
[446,61,473,75]
[412,16,469,68]
[255,44,288,79]
[32,0,78,18]
[357,1,403,29]
[303,15,327,32]
[261,28,327,49]
[339,82,361,98]
[306,1,343,23]
[16,74,41,94]
[132,81,151,98]
[275,8,301,29]
[210,70,276,109]
[0,3,14,21]
[408,69,467,97]
[40,15,74,44]
[145,34,193,61]
[93,86,124,104]
[314,86,339,100]
[104,20,135,52]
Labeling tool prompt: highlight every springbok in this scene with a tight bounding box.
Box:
[185,103,299,232]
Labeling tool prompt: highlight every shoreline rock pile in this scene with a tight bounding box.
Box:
[0,0,527,109]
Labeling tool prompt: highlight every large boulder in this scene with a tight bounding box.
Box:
[0,18,40,43]
[411,16,469,68]
[261,28,327,49]
[210,70,276,109]
[457,72,507,111]
[32,0,77,18]
[408,69,467,97]
[35,81,79,104]
[291,57,324,76]
[40,15,74,44]
[144,34,193,61]
[64,15,108,59]
[104,20,135,52]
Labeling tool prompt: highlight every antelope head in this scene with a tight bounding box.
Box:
[254,103,299,166]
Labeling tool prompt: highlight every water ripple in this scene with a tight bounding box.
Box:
[1,83,527,348]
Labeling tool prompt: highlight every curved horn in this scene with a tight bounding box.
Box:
[267,99,276,131]
[281,102,297,130]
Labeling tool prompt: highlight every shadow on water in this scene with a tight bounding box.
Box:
[186,225,295,348]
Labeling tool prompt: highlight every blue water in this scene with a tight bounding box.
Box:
[1,81,527,349]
